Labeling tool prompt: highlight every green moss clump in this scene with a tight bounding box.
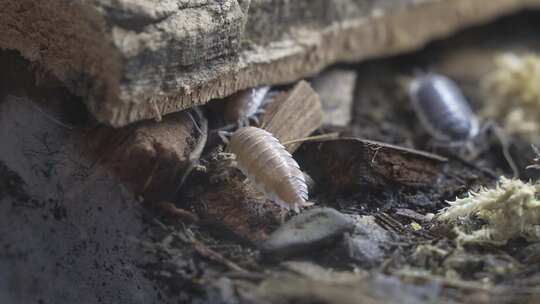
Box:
[481,53,540,145]
[437,177,540,245]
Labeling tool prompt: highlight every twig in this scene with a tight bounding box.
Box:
[526,144,540,170]
[142,156,162,192]
[491,124,519,177]
[12,95,73,130]
[175,231,250,274]
[176,108,208,193]
[445,153,498,180]
[396,271,491,292]
[156,201,199,222]
[151,98,162,122]
[282,132,340,146]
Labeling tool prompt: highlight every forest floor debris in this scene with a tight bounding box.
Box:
[5,11,540,304]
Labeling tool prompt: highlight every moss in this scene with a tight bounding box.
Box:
[437,177,540,245]
[481,53,540,145]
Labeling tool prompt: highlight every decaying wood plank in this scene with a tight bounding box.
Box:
[1,0,539,126]
[83,110,206,202]
[297,138,447,193]
[261,81,323,153]
[195,178,283,242]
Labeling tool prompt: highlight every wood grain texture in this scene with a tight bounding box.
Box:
[1,0,539,126]
[261,81,323,153]
[83,111,204,202]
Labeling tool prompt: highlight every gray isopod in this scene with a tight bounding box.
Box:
[408,73,479,143]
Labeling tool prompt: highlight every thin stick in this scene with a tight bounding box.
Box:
[151,98,162,122]
[174,231,250,274]
[526,144,540,170]
[142,157,161,192]
[13,96,73,130]
[446,153,498,179]
[282,132,340,146]
[156,201,199,222]
[175,108,208,193]
[187,109,204,136]
[492,125,519,178]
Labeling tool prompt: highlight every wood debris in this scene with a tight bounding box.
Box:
[297,137,447,193]
[261,81,323,153]
[2,0,537,126]
[82,110,207,202]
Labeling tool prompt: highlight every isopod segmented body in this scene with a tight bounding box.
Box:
[408,73,479,143]
[227,126,311,212]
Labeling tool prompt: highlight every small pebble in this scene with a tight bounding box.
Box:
[345,215,395,267]
[260,208,354,259]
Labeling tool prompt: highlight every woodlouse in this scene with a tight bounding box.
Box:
[408,72,518,176]
[224,86,271,126]
[408,73,479,143]
[226,126,312,212]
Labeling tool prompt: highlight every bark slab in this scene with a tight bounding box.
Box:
[1,0,539,126]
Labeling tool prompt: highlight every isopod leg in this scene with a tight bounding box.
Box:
[238,118,250,128]
[482,120,519,177]
[527,144,540,170]
[248,115,260,127]
[280,209,287,223]
[218,130,233,145]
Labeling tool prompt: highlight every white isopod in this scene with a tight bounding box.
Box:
[223,86,271,126]
[226,126,312,212]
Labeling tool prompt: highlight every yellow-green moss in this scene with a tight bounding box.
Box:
[481,53,540,145]
[437,177,540,245]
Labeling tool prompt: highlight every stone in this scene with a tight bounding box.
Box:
[260,208,354,259]
[345,215,395,268]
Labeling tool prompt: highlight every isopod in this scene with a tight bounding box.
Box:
[226,126,312,212]
[224,86,271,126]
[407,72,518,176]
[408,73,479,143]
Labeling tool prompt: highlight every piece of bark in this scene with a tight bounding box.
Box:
[296,137,447,193]
[311,68,357,126]
[261,81,323,152]
[82,110,206,202]
[195,178,282,242]
[1,0,538,126]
